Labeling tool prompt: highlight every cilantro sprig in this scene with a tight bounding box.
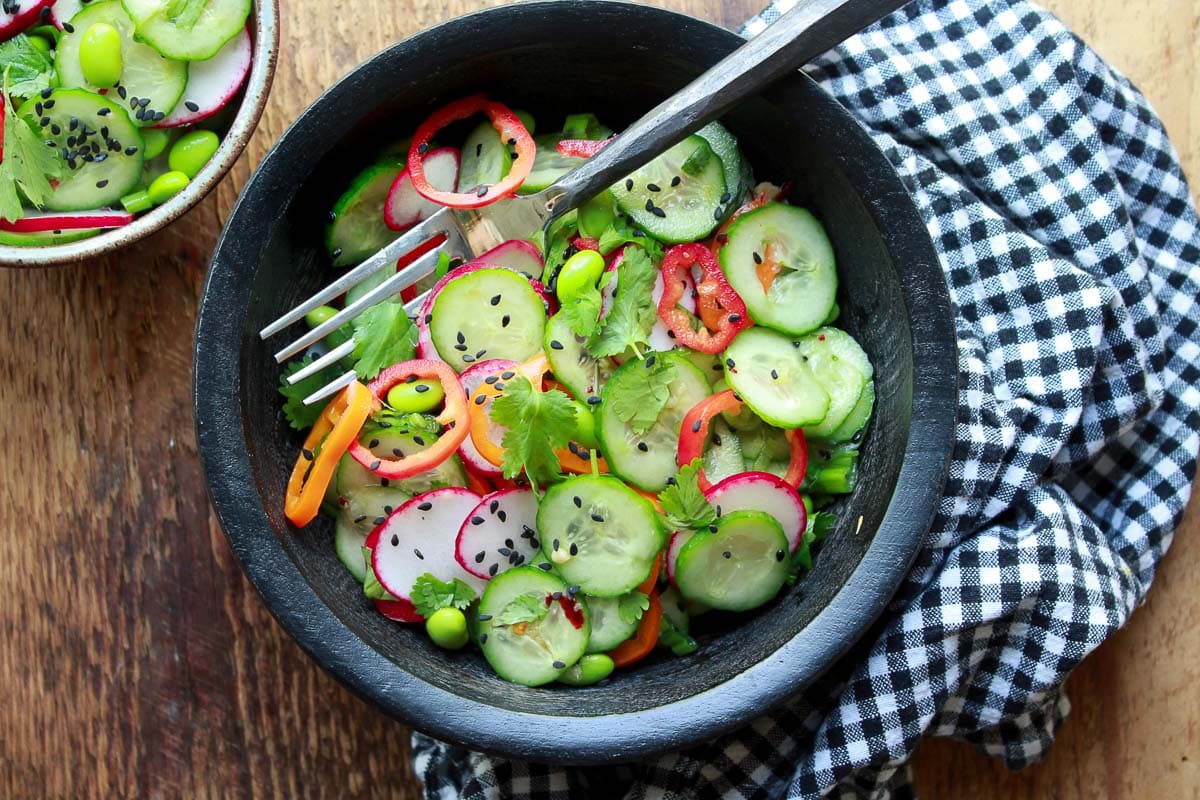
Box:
[277,355,344,430]
[658,459,718,531]
[586,245,658,360]
[1,68,61,223]
[496,593,550,626]
[617,591,650,626]
[0,37,55,100]
[609,355,674,435]
[410,574,477,617]
[350,299,417,380]
[490,375,578,486]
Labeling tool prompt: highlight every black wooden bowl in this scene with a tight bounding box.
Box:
[194,1,957,764]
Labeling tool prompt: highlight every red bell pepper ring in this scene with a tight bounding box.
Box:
[407,95,535,209]
[677,390,808,491]
[657,243,751,354]
[349,359,469,479]
[556,138,610,159]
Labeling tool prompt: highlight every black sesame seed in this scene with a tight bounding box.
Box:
[713,208,723,221]
[62,22,74,32]
[501,314,511,328]
[454,343,468,352]
[712,434,722,446]
[369,460,381,471]
[715,505,722,517]
[424,313,432,324]
[354,514,367,523]
[96,180,108,188]
[392,448,404,458]
[569,543,579,556]
[498,547,512,557]
[549,340,564,351]
[484,376,499,385]
[39,116,50,127]
[729,313,742,323]
[692,420,702,433]
[414,383,430,394]
[383,505,394,515]
[637,442,648,452]
[417,143,429,154]
[644,199,656,213]
[553,538,561,551]
[521,527,534,538]
[34,102,43,116]
[538,562,553,571]
[771,369,779,380]
[331,248,343,260]
[185,101,200,112]
[776,549,786,562]
[753,252,763,264]
[476,143,483,157]
[590,513,604,523]
[477,185,490,197]
[653,206,667,219]
[625,179,634,190]
[374,516,387,526]
[40,87,52,99]
[587,396,601,406]
[117,86,127,99]
[504,538,514,548]
[498,510,507,522]
[414,548,424,560]
[471,516,485,526]
[475,349,487,359]
[390,534,400,546]
[501,371,515,380]
[719,192,732,204]
[489,563,499,576]
[475,395,487,405]
[301,448,314,460]
[478,614,492,621]
[645,355,656,367]
[725,358,736,369]
[572,496,582,508]
[553,661,566,669]
[461,355,475,363]
[368,438,380,448]
[722,551,732,559]
[671,176,681,187]
[479,634,488,644]
[490,294,502,306]
[418,501,433,511]
[475,551,486,563]
[380,478,390,487]
[647,183,661,192]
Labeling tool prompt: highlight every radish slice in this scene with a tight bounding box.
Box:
[153,28,253,128]
[457,358,517,477]
[48,0,80,29]
[470,240,544,277]
[1,209,133,233]
[704,471,808,553]
[374,597,423,624]
[367,487,486,614]
[0,0,53,40]
[455,488,542,580]
[665,530,695,586]
[384,147,460,231]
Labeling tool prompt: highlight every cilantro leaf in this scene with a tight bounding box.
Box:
[410,573,478,617]
[559,290,604,338]
[597,215,664,260]
[278,356,344,430]
[363,553,399,601]
[609,357,674,435]
[351,299,417,380]
[617,591,650,626]
[1,70,61,223]
[0,37,54,100]
[586,246,658,360]
[658,458,718,531]
[496,593,550,626]
[490,375,577,485]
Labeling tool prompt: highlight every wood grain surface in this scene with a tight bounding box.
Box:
[0,1,1195,798]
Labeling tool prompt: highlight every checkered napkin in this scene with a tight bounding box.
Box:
[412,0,1200,795]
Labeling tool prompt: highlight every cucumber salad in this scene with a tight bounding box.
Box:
[0,0,253,246]
[279,95,873,687]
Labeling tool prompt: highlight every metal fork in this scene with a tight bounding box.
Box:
[261,0,907,405]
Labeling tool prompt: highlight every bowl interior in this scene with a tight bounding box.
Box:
[198,1,953,760]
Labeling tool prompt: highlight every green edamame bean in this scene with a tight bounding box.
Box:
[557,654,614,686]
[304,305,339,329]
[142,128,170,160]
[168,129,221,179]
[387,378,445,414]
[571,400,599,450]
[147,170,189,205]
[120,189,153,214]
[79,23,123,89]
[426,607,469,650]
[27,34,52,52]
[555,249,605,305]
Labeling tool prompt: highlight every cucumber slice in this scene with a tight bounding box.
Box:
[56,2,187,125]
[720,203,836,336]
[121,0,251,60]
[0,228,100,246]
[458,120,510,193]
[336,417,467,498]
[694,121,742,219]
[674,510,790,612]
[596,352,711,492]
[325,159,405,268]
[610,134,725,244]
[793,327,872,440]
[334,518,369,583]
[723,327,830,428]
[543,311,616,400]
[20,89,145,211]
[702,418,743,485]
[518,133,585,195]
[583,592,641,652]
[537,475,663,597]
[476,567,590,687]
[430,268,546,372]
[830,379,875,443]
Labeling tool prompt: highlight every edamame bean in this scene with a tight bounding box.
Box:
[79,23,123,89]
[556,654,614,686]
[120,189,153,214]
[304,305,339,329]
[571,400,599,450]
[387,379,445,414]
[168,129,221,179]
[555,249,605,305]
[142,128,170,160]
[147,170,189,205]
[426,607,469,650]
[27,34,51,52]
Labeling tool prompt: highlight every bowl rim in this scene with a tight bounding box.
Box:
[193,0,958,764]
[0,0,281,269]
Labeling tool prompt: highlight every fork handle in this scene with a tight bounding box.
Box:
[543,0,909,215]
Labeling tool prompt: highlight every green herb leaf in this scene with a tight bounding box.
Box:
[0,70,61,223]
[490,375,578,485]
[278,356,344,431]
[657,615,699,656]
[586,245,658,360]
[351,299,417,381]
[596,215,664,260]
[496,593,550,626]
[0,37,55,100]
[609,357,674,435]
[363,555,399,601]
[617,591,650,627]
[557,266,613,339]
[410,573,477,617]
[658,458,718,531]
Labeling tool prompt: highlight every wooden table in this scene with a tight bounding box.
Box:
[1,1,1196,797]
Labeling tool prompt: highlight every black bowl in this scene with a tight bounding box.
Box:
[194,1,957,764]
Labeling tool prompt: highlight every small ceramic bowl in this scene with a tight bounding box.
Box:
[0,0,279,268]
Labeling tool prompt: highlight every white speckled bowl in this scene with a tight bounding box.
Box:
[0,0,279,268]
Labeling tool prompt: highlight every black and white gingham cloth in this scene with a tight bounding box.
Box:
[413,0,1200,796]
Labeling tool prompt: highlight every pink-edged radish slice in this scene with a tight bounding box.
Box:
[153,28,253,128]
[368,487,487,614]
[648,267,698,351]
[704,471,807,553]
[0,209,133,233]
[455,487,542,580]
[384,147,460,231]
[665,530,695,585]
[374,596,423,624]
[0,0,53,41]
[468,240,544,277]
[48,0,80,28]
[456,359,517,477]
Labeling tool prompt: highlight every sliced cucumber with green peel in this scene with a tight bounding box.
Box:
[723,327,830,428]
[596,352,711,492]
[583,592,641,652]
[20,90,145,211]
[518,133,585,194]
[334,519,370,583]
[476,567,590,687]
[336,418,467,498]
[326,159,405,267]
[0,228,100,246]
[831,379,875,442]
[694,121,743,219]
[793,327,873,440]
[674,510,790,612]
[537,475,663,597]
[719,203,837,336]
[611,134,726,243]
[703,418,743,486]
[458,120,510,193]
[57,1,187,125]
[544,311,616,399]
[430,267,546,372]
[121,0,251,60]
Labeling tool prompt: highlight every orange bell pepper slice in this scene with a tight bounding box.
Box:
[609,590,663,669]
[285,381,378,527]
[467,354,551,468]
